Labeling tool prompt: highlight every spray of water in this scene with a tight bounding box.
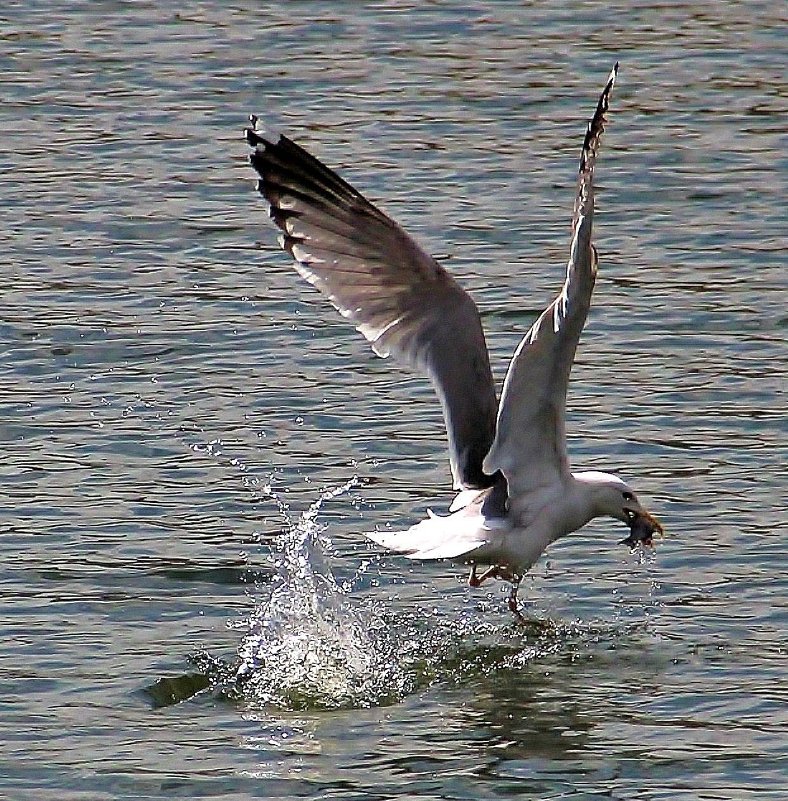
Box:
[229,479,416,709]
[153,468,642,712]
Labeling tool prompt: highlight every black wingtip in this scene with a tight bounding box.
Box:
[578,64,618,174]
[248,149,265,180]
[244,115,285,149]
[609,62,619,92]
[246,127,265,147]
[245,114,262,146]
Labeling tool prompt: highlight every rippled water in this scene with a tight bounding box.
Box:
[2,1,786,799]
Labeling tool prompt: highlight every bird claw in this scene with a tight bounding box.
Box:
[468,565,526,624]
[468,564,497,587]
[468,564,520,587]
[507,579,527,624]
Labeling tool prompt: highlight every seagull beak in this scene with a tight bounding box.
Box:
[620,509,663,548]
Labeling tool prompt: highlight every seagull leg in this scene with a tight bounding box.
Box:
[468,564,478,586]
[507,575,527,625]
[468,564,501,587]
[468,565,528,623]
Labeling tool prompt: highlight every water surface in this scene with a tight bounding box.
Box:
[2,2,786,799]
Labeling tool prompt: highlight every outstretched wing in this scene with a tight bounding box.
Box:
[246,121,498,490]
[483,64,618,500]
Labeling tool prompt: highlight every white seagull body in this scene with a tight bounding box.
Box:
[246,64,662,618]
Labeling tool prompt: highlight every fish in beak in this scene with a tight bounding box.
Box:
[621,509,663,548]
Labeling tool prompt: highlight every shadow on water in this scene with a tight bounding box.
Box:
[144,480,648,711]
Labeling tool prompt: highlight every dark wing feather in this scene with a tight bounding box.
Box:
[246,123,498,489]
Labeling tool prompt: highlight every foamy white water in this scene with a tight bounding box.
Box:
[232,480,415,708]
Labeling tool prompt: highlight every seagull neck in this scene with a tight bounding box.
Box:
[564,471,619,531]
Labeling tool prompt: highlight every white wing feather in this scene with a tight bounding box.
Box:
[483,64,618,501]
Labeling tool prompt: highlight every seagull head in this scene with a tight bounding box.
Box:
[575,471,663,547]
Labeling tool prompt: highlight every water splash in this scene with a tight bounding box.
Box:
[230,479,415,709]
[144,477,649,711]
[220,477,630,709]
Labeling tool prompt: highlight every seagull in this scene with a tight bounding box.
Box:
[245,63,662,621]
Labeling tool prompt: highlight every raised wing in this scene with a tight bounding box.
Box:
[246,120,498,490]
[483,64,618,500]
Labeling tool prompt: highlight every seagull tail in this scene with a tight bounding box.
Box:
[366,508,498,561]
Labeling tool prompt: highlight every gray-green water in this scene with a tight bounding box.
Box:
[2,2,786,799]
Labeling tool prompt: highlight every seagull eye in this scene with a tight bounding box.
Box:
[622,491,634,502]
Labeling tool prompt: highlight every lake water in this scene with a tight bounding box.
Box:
[2,2,786,799]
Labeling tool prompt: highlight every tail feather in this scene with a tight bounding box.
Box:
[366,507,503,561]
